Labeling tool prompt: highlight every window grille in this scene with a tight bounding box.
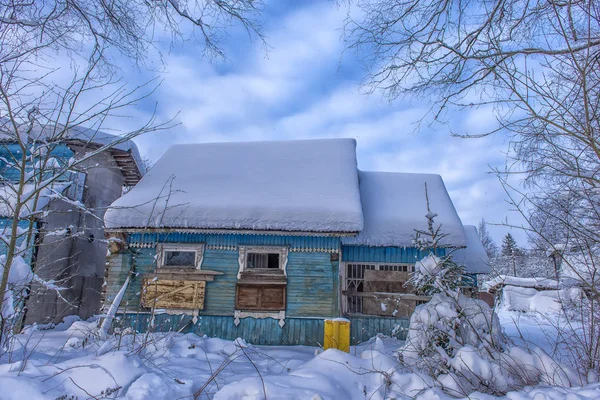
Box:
[344,263,414,314]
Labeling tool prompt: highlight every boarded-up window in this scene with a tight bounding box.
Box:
[236,284,286,311]
[141,279,205,310]
[363,269,415,318]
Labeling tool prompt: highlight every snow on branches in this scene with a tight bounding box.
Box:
[398,191,579,396]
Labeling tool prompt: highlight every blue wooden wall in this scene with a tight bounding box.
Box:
[0,143,74,182]
[127,232,340,251]
[105,233,432,345]
[341,245,446,263]
[0,217,36,263]
[116,313,409,346]
[105,232,342,319]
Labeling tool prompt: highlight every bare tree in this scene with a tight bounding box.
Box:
[0,0,265,349]
[478,218,498,259]
[345,0,600,375]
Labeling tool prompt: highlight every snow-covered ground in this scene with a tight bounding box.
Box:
[0,313,599,400]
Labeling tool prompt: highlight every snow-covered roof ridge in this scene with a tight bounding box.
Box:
[105,138,364,232]
[452,225,491,274]
[342,170,467,247]
[482,275,560,292]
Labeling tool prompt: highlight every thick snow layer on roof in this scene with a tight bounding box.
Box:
[452,225,491,273]
[105,139,364,232]
[482,275,560,292]
[342,171,467,247]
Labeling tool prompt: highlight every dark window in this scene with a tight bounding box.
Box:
[163,250,196,268]
[247,253,279,269]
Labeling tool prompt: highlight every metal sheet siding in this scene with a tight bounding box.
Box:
[341,245,446,263]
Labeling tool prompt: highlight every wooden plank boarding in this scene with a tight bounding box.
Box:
[235,283,286,311]
[141,278,206,310]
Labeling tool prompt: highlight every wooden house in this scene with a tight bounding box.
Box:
[103,139,489,345]
[0,124,144,324]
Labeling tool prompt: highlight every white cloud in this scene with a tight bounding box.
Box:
[101,1,529,246]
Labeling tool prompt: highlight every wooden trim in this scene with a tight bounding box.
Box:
[234,310,287,327]
[342,291,431,302]
[237,245,289,278]
[157,243,205,270]
[145,270,222,282]
[106,227,358,237]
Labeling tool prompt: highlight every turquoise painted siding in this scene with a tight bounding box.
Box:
[105,232,341,319]
[200,249,238,313]
[0,143,74,182]
[341,245,446,263]
[105,233,425,345]
[287,251,337,317]
[0,217,36,263]
[116,313,410,345]
[127,232,340,251]
[119,314,326,346]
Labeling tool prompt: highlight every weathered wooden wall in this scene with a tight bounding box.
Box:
[104,232,341,319]
[117,313,409,345]
[341,245,446,263]
[106,233,428,345]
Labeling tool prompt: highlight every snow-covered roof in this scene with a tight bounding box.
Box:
[452,225,491,273]
[104,139,364,232]
[65,126,145,185]
[482,275,560,292]
[0,120,144,185]
[341,171,467,247]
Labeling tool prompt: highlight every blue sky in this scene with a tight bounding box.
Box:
[110,1,527,246]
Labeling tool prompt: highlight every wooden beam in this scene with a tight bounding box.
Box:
[343,291,431,302]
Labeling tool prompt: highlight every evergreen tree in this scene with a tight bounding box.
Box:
[501,233,522,276]
[501,233,518,256]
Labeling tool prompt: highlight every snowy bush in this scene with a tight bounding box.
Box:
[400,291,515,395]
[0,255,33,320]
[398,205,581,396]
[410,255,464,295]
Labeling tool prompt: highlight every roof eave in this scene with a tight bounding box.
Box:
[105,226,361,237]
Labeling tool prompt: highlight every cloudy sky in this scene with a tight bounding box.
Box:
[110,0,527,246]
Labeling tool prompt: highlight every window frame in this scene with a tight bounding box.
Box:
[234,245,289,325]
[157,243,205,270]
[237,245,289,278]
